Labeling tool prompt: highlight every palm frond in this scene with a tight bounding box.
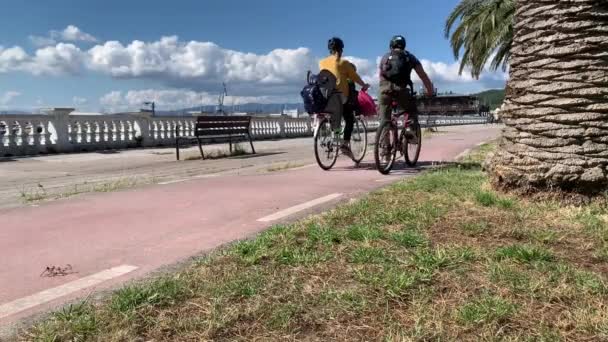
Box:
[445,0,515,79]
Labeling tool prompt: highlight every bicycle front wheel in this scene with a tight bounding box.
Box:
[374,121,398,175]
[350,117,368,164]
[314,118,338,170]
[404,121,422,166]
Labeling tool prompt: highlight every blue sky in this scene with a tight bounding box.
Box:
[0,0,506,112]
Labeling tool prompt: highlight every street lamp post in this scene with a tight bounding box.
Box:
[143,101,155,117]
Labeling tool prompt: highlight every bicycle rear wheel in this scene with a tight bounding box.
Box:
[314,118,339,170]
[404,121,422,166]
[350,117,368,164]
[374,121,398,175]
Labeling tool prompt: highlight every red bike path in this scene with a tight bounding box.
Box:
[0,125,500,328]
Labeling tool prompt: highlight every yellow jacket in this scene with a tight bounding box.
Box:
[319,55,365,98]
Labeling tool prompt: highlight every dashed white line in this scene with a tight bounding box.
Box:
[193,174,219,179]
[159,173,220,185]
[0,265,138,319]
[158,179,189,185]
[454,148,471,160]
[257,193,343,222]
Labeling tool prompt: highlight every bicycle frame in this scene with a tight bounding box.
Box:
[374,88,424,174]
[312,113,329,139]
[312,112,344,141]
[387,87,419,128]
[390,102,412,130]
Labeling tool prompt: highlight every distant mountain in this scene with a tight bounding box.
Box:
[0,110,31,115]
[473,89,505,110]
[166,103,305,116]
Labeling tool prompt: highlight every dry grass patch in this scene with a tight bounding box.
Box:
[265,162,306,173]
[19,177,155,204]
[184,143,249,161]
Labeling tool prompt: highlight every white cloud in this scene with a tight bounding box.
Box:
[87,36,316,95]
[29,35,57,47]
[0,46,29,72]
[54,25,98,43]
[29,25,97,47]
[0,91,21,105]
[0,43,85,75]
[99,91,123,108]
[4,34,507,101]
[29,43,86,75]
[72,96,88,105]
[417,59,473,83]
[409,59,506,93]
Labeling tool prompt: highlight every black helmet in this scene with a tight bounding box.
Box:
[328,37,344,53]
[390,35,406,50]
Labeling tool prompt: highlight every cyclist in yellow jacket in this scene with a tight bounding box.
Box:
[319,37,370,157]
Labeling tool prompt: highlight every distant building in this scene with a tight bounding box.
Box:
[417,95,481,116]
[281,108,299,118]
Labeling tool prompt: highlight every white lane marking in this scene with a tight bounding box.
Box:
[257,193,343,222]
[0,265,138,319]
[158,179,189,185]
[375,178,395,182]
[454,148,471,160]
[455,139,493,161]
[193,174,219,179]
[159,173,219,185]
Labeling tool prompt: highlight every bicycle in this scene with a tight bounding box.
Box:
[374,93,422,175]
[304,70,368,170]
[313,111,368,170]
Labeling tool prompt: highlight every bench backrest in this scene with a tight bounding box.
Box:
[195,115,252,137]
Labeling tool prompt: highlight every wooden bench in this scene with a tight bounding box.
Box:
[175,115,256,161]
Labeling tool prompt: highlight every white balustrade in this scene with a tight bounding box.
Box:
[0,109,487,157]
[0,115,56,156]
[67,114,141,151]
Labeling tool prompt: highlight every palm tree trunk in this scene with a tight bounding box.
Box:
[488,0,608,195]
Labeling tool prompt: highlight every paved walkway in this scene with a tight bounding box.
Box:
[0,138,314,209]
[0,125,501,332]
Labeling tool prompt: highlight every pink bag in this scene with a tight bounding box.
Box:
[357,89,377,116]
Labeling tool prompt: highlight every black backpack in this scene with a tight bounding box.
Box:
[300,70,336,115]
[381,50,413,86]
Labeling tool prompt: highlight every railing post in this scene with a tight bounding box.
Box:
[133,112,153,147]
[250,117,258,140]
[278,116,287,139]
[46,108,74,153]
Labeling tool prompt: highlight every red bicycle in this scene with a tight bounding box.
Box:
[374,95,422,175]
